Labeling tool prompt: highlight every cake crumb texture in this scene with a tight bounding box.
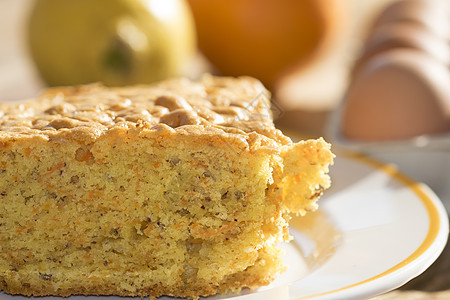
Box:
[0,76,333,298]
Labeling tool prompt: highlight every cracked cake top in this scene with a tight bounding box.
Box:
[0,76,291,147]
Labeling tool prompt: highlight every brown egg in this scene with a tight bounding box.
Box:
[342,49,450,141]
[370,0,450,39]
[353,23,450,74]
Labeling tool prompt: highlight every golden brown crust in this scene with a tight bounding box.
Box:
[0,75,290,147]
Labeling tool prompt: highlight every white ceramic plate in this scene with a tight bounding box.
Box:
[1,153,448,300]
[285,152,449,300]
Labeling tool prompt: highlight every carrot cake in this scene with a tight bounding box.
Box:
[0,75,333,298]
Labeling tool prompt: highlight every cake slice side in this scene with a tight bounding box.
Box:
[0,123,332,298]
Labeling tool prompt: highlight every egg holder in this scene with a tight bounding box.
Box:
[327,99,450,211]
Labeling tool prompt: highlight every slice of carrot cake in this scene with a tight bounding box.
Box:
[0,75,333,298]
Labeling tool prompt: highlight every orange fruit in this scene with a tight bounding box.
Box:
[188,0,344,89]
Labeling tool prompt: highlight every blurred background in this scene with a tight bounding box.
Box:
[0,0,449,298]
[0,0,395,120]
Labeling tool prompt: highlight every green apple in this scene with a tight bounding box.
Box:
[28,0,197,86]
